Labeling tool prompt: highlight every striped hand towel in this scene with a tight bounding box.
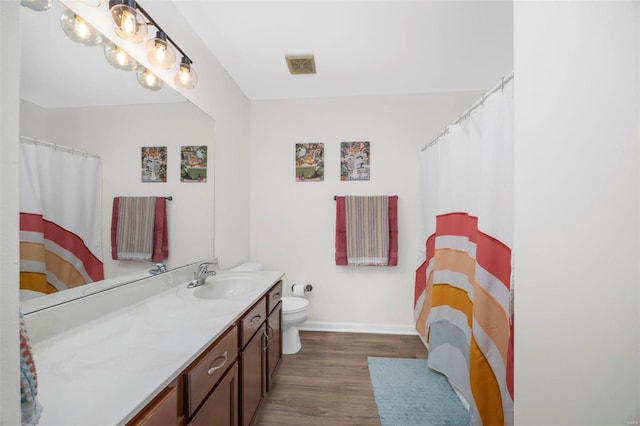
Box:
[111,197,158,261]
[345,196,391,266]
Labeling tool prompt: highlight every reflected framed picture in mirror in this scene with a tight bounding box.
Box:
[142,146,167,183]
[295,143,324,182]
[181,146,207,182]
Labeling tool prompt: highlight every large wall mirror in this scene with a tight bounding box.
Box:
[19,1,216,313]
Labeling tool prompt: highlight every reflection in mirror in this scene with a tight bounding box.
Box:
[19,1,216,312]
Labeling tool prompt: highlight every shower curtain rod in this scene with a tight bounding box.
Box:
[20,135,101,159]
[421,71,514,152]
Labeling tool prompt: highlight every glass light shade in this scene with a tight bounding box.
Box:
[145,31,176,70]
[136,67,163,91]
[174,58,198,89]
[104,42,138,71]
[20,0,52,11]
[109,0,147,43]
[60,9,102,46]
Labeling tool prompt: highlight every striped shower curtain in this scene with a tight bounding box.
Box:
[20,142,104,298]
[414,80,514,425]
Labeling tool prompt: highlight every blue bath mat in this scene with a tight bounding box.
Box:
[367,357,470,426]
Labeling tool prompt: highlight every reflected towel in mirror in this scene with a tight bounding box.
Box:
[111,197,168,262]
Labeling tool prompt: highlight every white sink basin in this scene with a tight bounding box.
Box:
[190,274,262,300]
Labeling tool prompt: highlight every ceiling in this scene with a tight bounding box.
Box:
[20,1,513,108]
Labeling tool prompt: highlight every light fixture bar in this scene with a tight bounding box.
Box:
[131,1,192,63]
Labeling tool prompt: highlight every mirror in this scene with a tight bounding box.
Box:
[19,1,216,313]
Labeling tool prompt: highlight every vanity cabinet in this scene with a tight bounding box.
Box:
[127,280,283,426]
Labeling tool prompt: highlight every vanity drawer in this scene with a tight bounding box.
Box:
[267,281,282,314]
[185,326,238,418]
[127,377,184,426]
[240,298,267,349]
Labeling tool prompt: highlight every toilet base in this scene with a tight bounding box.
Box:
[282,325,302,354]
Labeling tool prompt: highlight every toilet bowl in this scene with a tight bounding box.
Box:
[281,296,309,355]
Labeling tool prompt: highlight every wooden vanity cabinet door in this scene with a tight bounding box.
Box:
[266,301,282,392]
[188,363,238,426]
[185,326,238,418]
[240,323,266,426]
[127,377,184,426]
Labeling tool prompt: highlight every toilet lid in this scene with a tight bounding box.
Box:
[282,296,309,313]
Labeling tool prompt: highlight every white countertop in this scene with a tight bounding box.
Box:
[28,269,284,426]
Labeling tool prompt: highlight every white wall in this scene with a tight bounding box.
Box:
[140,2,253,270]
[514,2,640,424]
[249,93,481,332]
[1,1,21,423]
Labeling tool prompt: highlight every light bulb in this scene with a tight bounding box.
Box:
[104,41,138,71]
[136,67,163,91]
[120,9,137,36]
[75,17,90,40]
[60,9,102,46]
[109,0,146,43]
[145,31,175,70]
[174,57,198,89]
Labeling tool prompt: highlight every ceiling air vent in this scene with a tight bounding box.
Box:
[285,54,316,75]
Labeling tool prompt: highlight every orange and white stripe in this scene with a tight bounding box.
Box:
[415,213,513,426]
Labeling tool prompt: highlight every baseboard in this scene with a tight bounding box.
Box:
[299,320,418,335]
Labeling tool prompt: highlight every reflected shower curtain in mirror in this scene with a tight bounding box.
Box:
[19,142,104,299]
[414,81,514,426]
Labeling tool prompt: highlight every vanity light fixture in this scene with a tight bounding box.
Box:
[60,8,103,46]
[109,0,147,43]
[174,57,198,89]
[146,31,176,70]
[104,41,138,71]
[136,67,163,91]
[108,0,199,90]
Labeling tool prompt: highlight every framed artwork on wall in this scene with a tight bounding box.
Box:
[295,143,324,181]
[340,141,370,181]
[141,146,167,182]
[181,146,207,182]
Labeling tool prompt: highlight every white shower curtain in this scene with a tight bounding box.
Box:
[19,142,103,297]
[414,80,514,425]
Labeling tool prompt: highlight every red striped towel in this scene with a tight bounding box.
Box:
[111,197,168,261]
[335,196,398,266]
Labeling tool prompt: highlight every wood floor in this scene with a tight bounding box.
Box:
[255,331,428,426]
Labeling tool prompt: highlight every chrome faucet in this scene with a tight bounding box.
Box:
[187,262,217,288]
[149,262,167,275]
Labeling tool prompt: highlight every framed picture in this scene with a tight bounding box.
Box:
[141,146,167,182]
[295,143,324,181]
[340,141,370,181]
[181,146,208,182]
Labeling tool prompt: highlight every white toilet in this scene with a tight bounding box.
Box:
[281,296,309,355]
[230,262,310,354]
